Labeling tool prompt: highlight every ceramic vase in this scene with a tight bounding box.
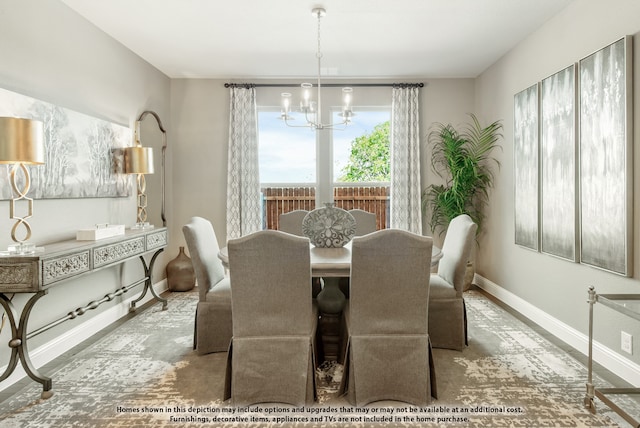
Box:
[166,246,196,292]
[302,202,356,248]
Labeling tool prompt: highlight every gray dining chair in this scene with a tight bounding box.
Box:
[429,214,477,350]
[340,209,378,298]
[340,229,437,406]
[278,209,322,297]
[224,230,318,406]
[348,209,377,236]
[182,217,233,355]
[278,210,309,236]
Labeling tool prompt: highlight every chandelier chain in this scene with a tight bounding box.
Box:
[316,11,323,60]
[316,10,323,125]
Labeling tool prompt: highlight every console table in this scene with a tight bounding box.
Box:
[584,286,640,427]
[0,227,168,399]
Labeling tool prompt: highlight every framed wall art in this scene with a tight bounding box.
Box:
[579,36,633,276]
[0,87,131,200]
[514,83,540,251]
[540,64,576,261]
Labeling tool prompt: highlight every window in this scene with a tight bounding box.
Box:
[258,109,316,184]
[257,108,390,184]
[332,109,391,183]
[257,86,391,229]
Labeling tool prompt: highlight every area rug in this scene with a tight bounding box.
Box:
[0,288,636,427]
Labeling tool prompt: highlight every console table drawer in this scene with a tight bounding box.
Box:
[93,237,146,268]
[0,260,40,292]
[42,251,90,286]
[146,230,167,250]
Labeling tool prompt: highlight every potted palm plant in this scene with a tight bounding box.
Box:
[423,114,503,289]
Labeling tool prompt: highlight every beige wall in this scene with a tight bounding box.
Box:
[475,0,640,366]
[0,0,171,371]
[170,79,229,245]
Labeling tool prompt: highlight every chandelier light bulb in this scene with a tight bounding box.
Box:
[301,83,312,110]
[281,92,291,115]
[342,87,352,110]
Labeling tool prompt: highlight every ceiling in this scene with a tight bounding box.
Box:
[60,0,573,80]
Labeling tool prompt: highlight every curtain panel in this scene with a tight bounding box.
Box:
[226,86,262,240]
[390,86,422,234]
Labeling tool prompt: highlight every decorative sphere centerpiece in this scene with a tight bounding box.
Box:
[302,202,356,248]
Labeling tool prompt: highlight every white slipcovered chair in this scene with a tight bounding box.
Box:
[340,209,378,298]
[278,209,322,297]
[278,210,309,236]
[223,230,318,406]
[182,217,233,355]
[348,209,377,236]
[429,214,477,350]
[340,229,437,406]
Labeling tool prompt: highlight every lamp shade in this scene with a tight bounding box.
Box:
[124,146,154,174]
[0,117,45,164]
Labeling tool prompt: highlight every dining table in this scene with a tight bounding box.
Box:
[217,240,442,314]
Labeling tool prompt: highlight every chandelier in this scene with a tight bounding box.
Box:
[280,7,353,130]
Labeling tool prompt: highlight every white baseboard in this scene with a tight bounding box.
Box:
[0,279,168,393]
[474,275,640,387]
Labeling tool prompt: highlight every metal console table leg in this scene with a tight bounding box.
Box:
[130,248,167,312]
[0,291,53,399]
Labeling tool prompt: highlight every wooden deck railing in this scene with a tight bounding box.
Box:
[261,187,316,230]
[333,186,390,231]
[261,186,390,231]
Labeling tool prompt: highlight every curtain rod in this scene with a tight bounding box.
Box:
[224,82,424,89]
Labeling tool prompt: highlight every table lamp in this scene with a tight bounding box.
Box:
[0,117,45,254]
[123,127,154,229]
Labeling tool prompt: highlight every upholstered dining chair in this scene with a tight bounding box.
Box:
[278,209,309,236]
[429,214,477,351]
[278,209,322,297]
[348,209,377,236]
[340,229,437,406]
[340,209,377,297]
[223,230,318,406]
[182,217,233,355]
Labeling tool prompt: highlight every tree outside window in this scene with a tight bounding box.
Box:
[337,121,390,183]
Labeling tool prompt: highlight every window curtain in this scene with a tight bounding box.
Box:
[226,86,262,240]
[390,86,422,234]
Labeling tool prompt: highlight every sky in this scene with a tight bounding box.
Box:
[258,109,389,184]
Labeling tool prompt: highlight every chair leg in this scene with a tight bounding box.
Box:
[193,308,198,350]
[463,299,468,346]
[428,339,437,399]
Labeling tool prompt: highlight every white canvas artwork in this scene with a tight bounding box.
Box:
[579,37,632,276]
[0,87,131,199]
[541,65,576,261]
[514,84,539,251]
